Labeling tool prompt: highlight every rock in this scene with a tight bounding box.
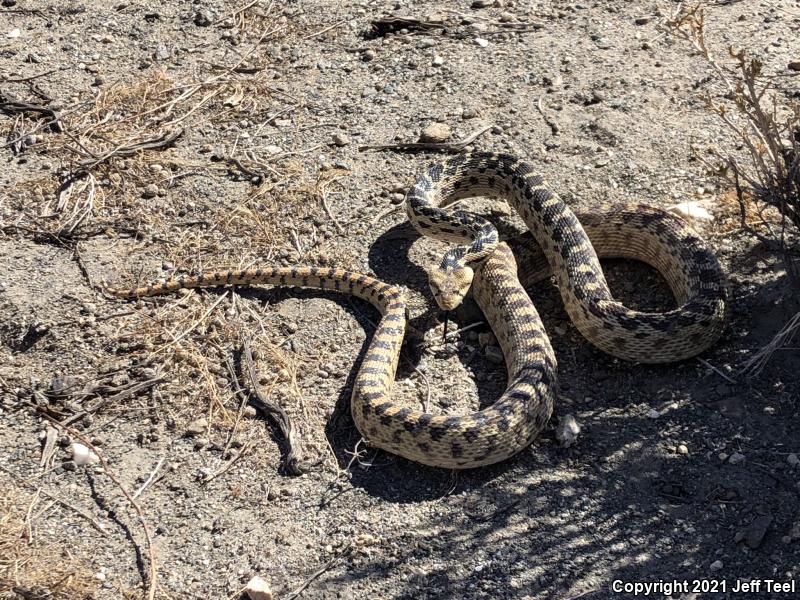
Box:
[462,107,480,119]
[7,27,21,38]
[432,55,444,66]
[419,123,451,143]
[484,345,504,364]
[555,414,581,448]
[647,408,660,419]
[71,442,100,466]
[739,515,772,549]
[668,201,714,222]
[361,49,376,62]
[471,0,496,7]
[243,406,257,418]
[475,38,490,48]
[788,61,800,72]
[245,575,272,600]
[142,184,159,199]
[788,453,799,467]
[390,192,405,205]
[361,86,376,98]
[332,133,350,147]
[417,38,436,49]
[499,12,515,23]
[709,560,723,572]
[185,417,208,436]
[264,145,282,155]
[3,0,18,8]
[677,444,689,455]
[478,331,497,347]
[193,11,213,27]
[728,451,745,465]
[634,16,651,25]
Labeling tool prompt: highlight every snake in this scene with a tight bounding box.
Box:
[406,151,727,364]
[105,246,553,469]
[106,151,726,469]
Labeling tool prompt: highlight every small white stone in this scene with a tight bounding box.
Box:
[709,559,723,572]
[7,28,21,39]
[245,575,272,600]
[728,451,745,465]
[787,453,799,467]
[432,55,445,66]
[475,38,489,48]
[555,414,581,448]
[668,201,714,221]
[263,145,283,155]
[647,408,660,419]
[677,444,689,455]
[71,443,99,466]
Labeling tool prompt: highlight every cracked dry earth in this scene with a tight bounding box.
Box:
[1,1,799,599]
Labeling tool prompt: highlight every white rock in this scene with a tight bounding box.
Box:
[787,453,799,467]
[709,559,723,572]
[432,55,445,66]
[475,38,489,48]
[728,451,745,465]
[555,414,581,448]
[245,575,272,600]
[647,408,660,419]
[263,145,283,155]
[71,443,99,466]
[668,201,714,222]
[7,28,21,38]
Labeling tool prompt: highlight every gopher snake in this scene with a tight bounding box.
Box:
[107,152,726,469]
[407,152,727,363]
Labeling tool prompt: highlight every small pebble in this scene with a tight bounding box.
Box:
[647,408,660,419]
[555,414,581,448]
[185,417,208,436]
[7,28,21,38]
[141,184,159,199]
[787,453,799,467]
[709,560,723,572]
[484,345,504,364]
[362,49,376,62]
[788,61,800,72]
[728,451,745,465]
[193,11,213,27]
[432,55,444,67]
[475,38,490,48]
[245,575,272,600]
[332,133,350,147]
[677,444,689,455]
[419,123,451,143]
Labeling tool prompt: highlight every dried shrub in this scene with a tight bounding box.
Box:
[666,3,800,240]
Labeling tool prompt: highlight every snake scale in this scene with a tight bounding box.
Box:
[108,152,727,469]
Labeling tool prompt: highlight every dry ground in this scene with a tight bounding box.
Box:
[1,1,799,599]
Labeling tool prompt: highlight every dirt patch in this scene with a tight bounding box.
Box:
[1,1,799,599]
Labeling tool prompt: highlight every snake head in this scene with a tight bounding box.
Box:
[428,266,474,311]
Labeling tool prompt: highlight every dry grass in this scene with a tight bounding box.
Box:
[666,3,800,241]
[0,477,100,599]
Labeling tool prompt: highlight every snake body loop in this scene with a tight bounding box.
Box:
[406,152,727,363]
[106,254,555,469]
